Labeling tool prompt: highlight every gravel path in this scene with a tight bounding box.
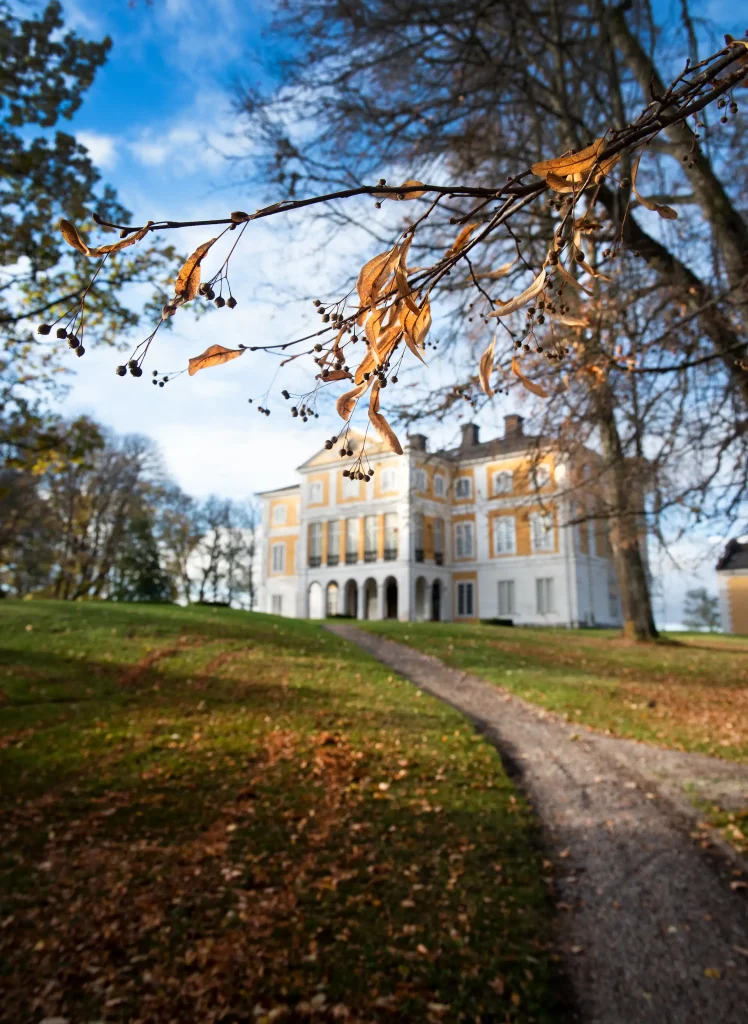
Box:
[326,623,748,1024]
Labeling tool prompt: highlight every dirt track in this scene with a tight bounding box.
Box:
[326,623,748,1024]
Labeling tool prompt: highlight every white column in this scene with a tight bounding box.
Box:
[357,581,366,620]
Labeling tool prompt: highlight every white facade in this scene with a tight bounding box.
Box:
[258,422,623,627]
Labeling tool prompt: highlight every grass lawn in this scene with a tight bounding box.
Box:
[358,621,748,764]
[0,600,565,1024]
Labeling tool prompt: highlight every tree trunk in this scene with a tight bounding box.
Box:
[594,377,659,641]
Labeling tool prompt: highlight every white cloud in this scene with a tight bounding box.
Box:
[77,130,118,169]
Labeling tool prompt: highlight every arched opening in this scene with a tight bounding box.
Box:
[344,579,358,618]
[364,578,378,620]
[326,581,339,617]
[431,580,442,622]
[308,581,324,619]
[414,577,427,621]
[385,576,398,620]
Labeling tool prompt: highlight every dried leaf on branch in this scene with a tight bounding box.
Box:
[478,337,496,397]
[188,344,244,376]
[631,155,679,220]
[176,239,217,301]
[379,179,427,200]
[512,356,549,398]
[486,269,546,318]
[532,138,606,178]
[59,219,155,257]
[336,380,371,420]
[403,296,431,363]
[446,223,479,256]
[369,382,403,453]
[473,259,517,281]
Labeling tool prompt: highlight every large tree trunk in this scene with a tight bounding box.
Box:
[594,377,659,641]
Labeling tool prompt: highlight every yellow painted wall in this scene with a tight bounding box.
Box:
[268,535,296,576]
[512,504,558,556]
[485,455,555,499]
[307,472,329,508]
[337,472,365,504]
[728,577,748,634]
[269,494,300,527]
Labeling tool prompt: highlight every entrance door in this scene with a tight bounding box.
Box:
[431,580,441,622]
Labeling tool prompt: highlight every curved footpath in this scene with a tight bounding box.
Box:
[325,623,748,1024]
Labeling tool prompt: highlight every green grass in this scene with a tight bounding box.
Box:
[357,621,748,763]
[0,600,565,1024]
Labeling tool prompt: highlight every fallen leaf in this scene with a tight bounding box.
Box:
[704,967,721,979]
[187,344,244,376]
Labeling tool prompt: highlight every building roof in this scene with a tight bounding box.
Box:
[435,418,546,462]
[716,536,748,572]
[255,482,300,498]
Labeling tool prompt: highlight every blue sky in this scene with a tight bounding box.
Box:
[36,0,743,624]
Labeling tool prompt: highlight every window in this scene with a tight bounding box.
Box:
[533,465,551,488]
[346,518,358,563]
[536,577,554,615]
[414,512,424,561]
[413,467,427,492]
[326,582,339,617]
[309,480,324,504]
[327,520,340,565]
[493,471,513,495]
[588,519,596,557]
[433,474,445,497]
[380,466,397,493]
[454,521,474,558]
[342,473,360,499]
[434,517,445,563]
[493,516,516,555]
[530,511,554,552]
[308,523,322,567]
[455,477,472,500]
[498,580,515,616]
[384,512,398,560]
[271,595,283,615]
[456,581,475,617]
[364,515,377,561]
[272,504,287,525]
[271,543,285,573]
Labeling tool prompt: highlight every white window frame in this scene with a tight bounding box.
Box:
[272,504,287,525]
[308,522,322,561]
[271,543,285,573]
[493,470,513,495]
[413,467,427,492]
[346,518,358,558]
[342,473,360,499]
[530,511,555,552]
[327,519,340,559]
[364,514,377,554]
[384,512,398,554]
[308,480,324,504]
[456,581,475,618]
[433,474,445,497]
[380,466,397,493]
[498,580,515,616]
[493,515,516,555]
[455,476,472,500]
[271,595,283,615]
[536,577,555,615]
[454,521,474,559]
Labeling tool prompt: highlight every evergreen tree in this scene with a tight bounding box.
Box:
[112,516,174,604]
[682,588,721,633]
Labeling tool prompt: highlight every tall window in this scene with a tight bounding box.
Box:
[456,581,475,617]
[364,515,377,561]
[434,517,445,561]
[493,516,516,555]
[493,471,513,495]
[536,577,554,615]
[414,512,424,561]
[533,465,551,489]
[380,466,397,492]
[272,504,287,525]
[454,521,474,558]
[588,518,596,557]
[530,511,554,551]
[327,520,340,565]
[433,474,445,497]
[384,512,398,560]
[498,580,515,616]
[271,595,283,615]
[343,473,360,498]
[455,476,472,499]
[346,518,358,563]
[308,480,324,504]
[326,582,339,617]
[308,523,322,567]
[413,467,427,492]
[271,543,285,572]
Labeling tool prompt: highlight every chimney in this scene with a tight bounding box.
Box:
[460,423,479,448]
[407,433,428,452]
[504,414,524,438]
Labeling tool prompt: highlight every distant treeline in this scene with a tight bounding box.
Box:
[0,416,258,606]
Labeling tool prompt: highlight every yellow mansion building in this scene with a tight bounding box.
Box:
[258,416,623,625]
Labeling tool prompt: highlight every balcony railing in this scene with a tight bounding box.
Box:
[435,552,444,565]
[384,547,398,561]
[345,551,358,565]
[415,548,424,563]
[364,549,377,562]
[308,555,321,568]
[327,554,339,566]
